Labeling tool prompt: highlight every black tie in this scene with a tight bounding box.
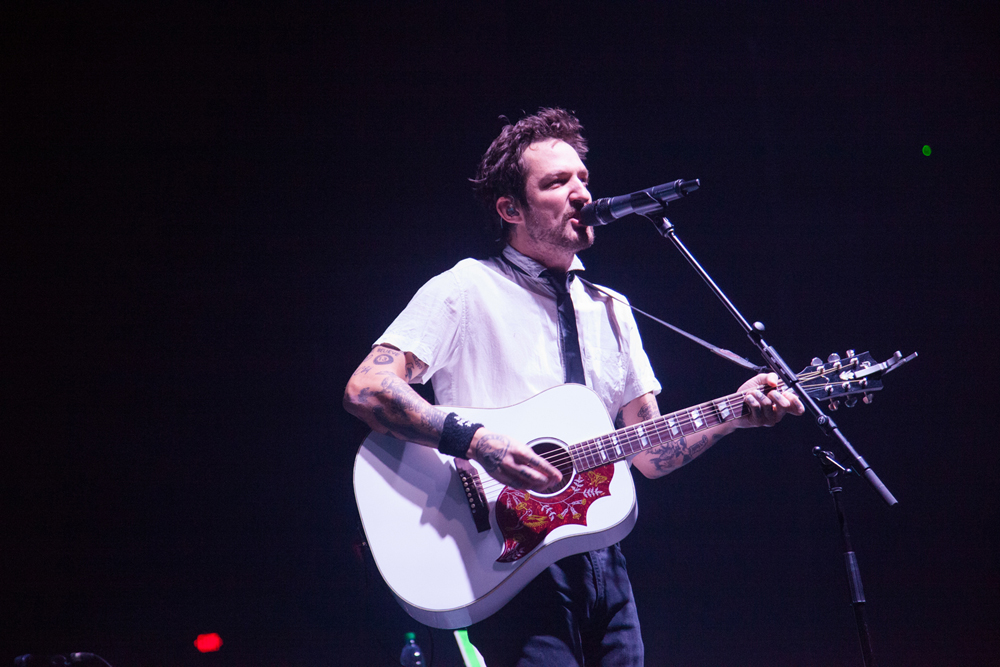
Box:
[546,271,586,385]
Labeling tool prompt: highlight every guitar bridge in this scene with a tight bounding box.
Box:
[455,460,491,533]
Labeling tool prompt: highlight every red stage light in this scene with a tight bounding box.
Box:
[194,633,223,653]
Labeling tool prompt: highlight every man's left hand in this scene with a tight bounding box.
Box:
[737,372,805,428]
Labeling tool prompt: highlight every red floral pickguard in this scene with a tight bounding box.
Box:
[495,464,614,563]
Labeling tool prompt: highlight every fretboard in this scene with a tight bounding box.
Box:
[568,391,753,471]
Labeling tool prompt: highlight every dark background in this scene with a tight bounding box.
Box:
[4,2,997,665]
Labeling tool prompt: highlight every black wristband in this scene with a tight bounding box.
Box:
[439,412,484,460]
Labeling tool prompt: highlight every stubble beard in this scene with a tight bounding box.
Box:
[524,210,594,255]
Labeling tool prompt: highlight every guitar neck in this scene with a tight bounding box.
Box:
[569,389,761,471]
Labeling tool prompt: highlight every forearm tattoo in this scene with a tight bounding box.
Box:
[645,432,723,473]
[351,346,445,443]
[359,375,446,442]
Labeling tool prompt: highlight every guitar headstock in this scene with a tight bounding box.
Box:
[798,349,916,410]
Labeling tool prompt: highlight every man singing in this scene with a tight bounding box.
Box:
[344,108,802,666]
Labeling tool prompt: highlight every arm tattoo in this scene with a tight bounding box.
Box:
[405,356,428,382]
[358,374,446,443]
[614,409,625,429]
[370,345,401,366]
[473,433,511,473]
[636,400,660,422]
[645,432,723,473]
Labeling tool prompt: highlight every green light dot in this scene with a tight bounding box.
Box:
[922,145,932,156]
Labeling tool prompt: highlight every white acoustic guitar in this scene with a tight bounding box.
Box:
[354,351,897,629]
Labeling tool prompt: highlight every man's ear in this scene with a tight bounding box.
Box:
[496,196,523,225]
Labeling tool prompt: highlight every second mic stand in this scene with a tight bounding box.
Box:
[644,211,898,507]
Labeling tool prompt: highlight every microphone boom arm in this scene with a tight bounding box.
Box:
[644,209,898,508]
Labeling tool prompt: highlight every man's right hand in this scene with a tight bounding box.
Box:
[469,429,563,493]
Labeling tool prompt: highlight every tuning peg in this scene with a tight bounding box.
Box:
[811,357,823,367]
[827,353,841,363]
[845,396,858,408]
[828,400,839,411]
[846,349,855,358]
[862,393,874,404]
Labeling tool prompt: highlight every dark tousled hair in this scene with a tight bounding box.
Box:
[471,108,588,252]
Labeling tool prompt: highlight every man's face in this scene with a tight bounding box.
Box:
[515,139,594,266]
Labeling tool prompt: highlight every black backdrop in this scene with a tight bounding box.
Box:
[4,2,998,665]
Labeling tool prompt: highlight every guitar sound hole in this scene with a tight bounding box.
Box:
[530,440,574,496]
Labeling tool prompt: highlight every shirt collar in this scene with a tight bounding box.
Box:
[500,245,586,279]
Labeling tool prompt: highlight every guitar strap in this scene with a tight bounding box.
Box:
[576,276,765,373]
[492,248,762,374]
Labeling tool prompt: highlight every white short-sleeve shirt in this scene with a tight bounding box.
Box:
[377,246,661,420]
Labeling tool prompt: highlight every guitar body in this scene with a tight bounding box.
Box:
[353,384,638,629]
[353,349,896,628]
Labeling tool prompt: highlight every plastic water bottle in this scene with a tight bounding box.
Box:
[400,631,424,667]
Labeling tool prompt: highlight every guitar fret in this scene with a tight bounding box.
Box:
[572,390,762,471]
[677,413,694,436]
[612,434,626,459]
[727,397,743,423]
[629,428,643,454]
[635,424,650,450]
[701,403,723,426]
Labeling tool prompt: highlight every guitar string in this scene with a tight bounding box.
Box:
[532,375,809,473]
[538,373,807,470]
[474,397,746,495]
[563,363,854,469]
[481,370,819,482]
[471,363,852,492]
[473,391,765,494]
[475,395,741,495]
[472,359,858,491]
[534,395,745,472]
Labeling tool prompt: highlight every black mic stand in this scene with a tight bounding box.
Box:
[814,447,875,667]
[643,208,896,667]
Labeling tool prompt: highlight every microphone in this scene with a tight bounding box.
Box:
[580,178,700,226]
